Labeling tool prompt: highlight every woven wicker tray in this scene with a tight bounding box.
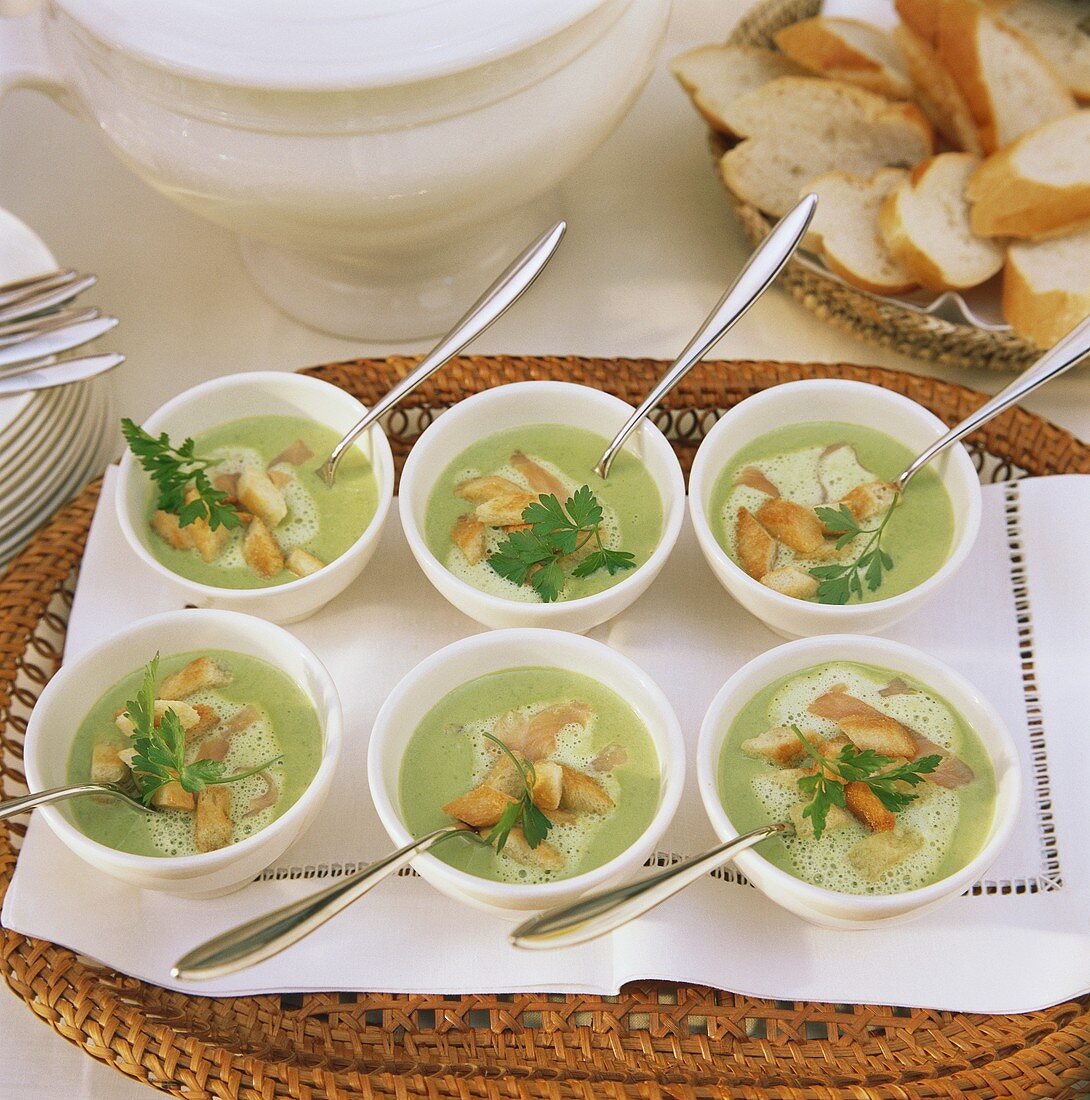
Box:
[721,0,1041,373]
[2,356,1089,1099]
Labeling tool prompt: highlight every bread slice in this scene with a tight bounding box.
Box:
[893,24,982,151]
[879,153,1004,290]
[773,17,913,100]
[806,169,920,294]
[670,45,804,135]
[1004,227,1090,346]
[983,0,1090,101]
[967,110,1090,238]
[719,77,933,217]
[895,0,944,45]
[937,0,1076,153]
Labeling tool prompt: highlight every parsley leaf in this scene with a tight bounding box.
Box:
[486,486,636,603]
[482,732,554,853]
[809,499,899,605]
[789,725,941,841]
[123,654,281,806]
[121,418,241,531]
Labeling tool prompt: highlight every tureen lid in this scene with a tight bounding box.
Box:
[54,0,610,88]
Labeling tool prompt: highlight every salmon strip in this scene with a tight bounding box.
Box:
[809,690,974,788]
[224,705,261,735]
[270,439,313,467]
[193,737,229,763]
[454,476,523,503]
[735,466,780,497]
[493,701,593,760]
[244,771,280,818]
[511,452,566,498]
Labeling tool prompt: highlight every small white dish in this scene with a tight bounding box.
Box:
[23,609,342,898]
[116,371,395,625]
[696,634,1021,928]
[367,628,685,914]
[398,381,686,633]
[688,379,982,638]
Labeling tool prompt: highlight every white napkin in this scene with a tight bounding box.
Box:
[4,468,1089,1012]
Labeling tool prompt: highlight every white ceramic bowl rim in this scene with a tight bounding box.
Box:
[116,370,394,601]
[26,608,342,874]
[368,627,686,904]
[698,634,1021,913]
[688,379,982,616]
[399,380,686,619]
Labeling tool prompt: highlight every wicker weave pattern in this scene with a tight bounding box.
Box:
[721,0,1041,372]
[1,356,1088,1099]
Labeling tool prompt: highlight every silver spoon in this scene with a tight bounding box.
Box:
[0,782,153,821]
[319,220,567,487]
[171,826,488,981]
[511,823,790,950]
[896,311,1090,491]
[593,193,818,480]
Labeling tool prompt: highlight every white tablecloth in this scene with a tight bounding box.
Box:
[1,0,1089,1095]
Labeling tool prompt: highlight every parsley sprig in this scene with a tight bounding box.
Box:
[487,485,636,602]
[482,733,553,853]
[791,725,942,840]
[121,419,241,531]
[125,655,280,806]
[808,502,898,605]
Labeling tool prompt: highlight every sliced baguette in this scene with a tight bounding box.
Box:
[1004,227,1090,346]
[719,77,933,217]
[773,17,913,100]
[879,153,1004,290]
[937,0,1076,153]
[670,45,804,135]
[806,169,920,294]
[893,23,982,152]
[983,0,1090,101]
[967,110,1090,238]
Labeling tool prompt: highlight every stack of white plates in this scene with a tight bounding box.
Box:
[0,208,116,568]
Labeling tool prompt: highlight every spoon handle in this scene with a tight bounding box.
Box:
[594,193,817,480]
[510,823,788,951]
[0,783,122,820]
[171,826,468,981]
[897,312,1090,490]
[320,219,566,485]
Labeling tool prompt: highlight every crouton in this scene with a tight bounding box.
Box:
[736,507,776,580]
[454,475,524,503]
[756,499,825,554]
[845,781,896,832]
[270,438,313,467]
[788,800,852,840]
[212,472,239,500]
[442,785,517,828]
[809,734,851,781]
[90,743,128,786]
[195,785,233,852]
[180,486,231,563]
[761,564,819,600]
[150,510,194,552]
[837,712,916,758]
[115,699,201,737]
[151,781,195,811]
[511,452,565,498]
[159,656,234,699]
[542,808,579,827]
[741,725,805,766]
[187,704,219,742]
[847,828,923,880]
[238,466,288,529]
[450,513,487,566]
[286,547,325,578]
[839,480,897,523]
[559,765,614,814]
[735,465,780,496]
[267,467,293,490]
[484,750,528,799]
[495,827,565,872]
[243,517,286,578]
[475,490,537,527]
[531,761,563,811]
